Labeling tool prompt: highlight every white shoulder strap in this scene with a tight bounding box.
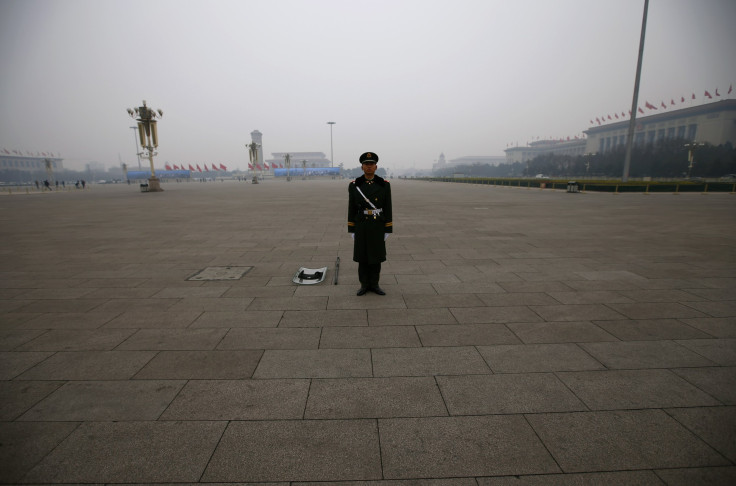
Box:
[355,185,377,210]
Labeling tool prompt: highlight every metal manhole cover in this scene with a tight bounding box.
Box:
[187,266,252,281]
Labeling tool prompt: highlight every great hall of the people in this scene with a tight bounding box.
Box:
[503,98,736,164]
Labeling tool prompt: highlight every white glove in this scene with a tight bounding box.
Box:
[384,233,390,241]
[351,233,355,240]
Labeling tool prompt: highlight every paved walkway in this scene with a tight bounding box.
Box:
[1,178,735,484]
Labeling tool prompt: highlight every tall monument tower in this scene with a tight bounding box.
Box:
[250,130,264,169]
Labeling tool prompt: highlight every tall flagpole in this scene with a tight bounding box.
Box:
[622,0,649,183]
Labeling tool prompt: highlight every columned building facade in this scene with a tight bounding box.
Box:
[505,139,587,164]
[0,154,64,172]
[583,99,736,154]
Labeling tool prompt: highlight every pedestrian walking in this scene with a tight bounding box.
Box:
[347,151,393,295]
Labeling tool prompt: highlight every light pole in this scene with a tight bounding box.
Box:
[284,153,291,181]
[622,0,649,182]
[130,126,142,169]
[246,141,260,183]
[127,100,164,191]
[327,121,336,167]
[684,142,705,179]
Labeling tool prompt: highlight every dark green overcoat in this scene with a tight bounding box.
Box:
[347,175,393,264]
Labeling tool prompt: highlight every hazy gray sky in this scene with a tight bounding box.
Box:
[1,0,734,171]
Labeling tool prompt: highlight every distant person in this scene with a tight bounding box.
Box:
[81,180,86,189]
[75,180,80,189]
[347,152,393,296]
[43,180,52,191]
[35,180,40,189]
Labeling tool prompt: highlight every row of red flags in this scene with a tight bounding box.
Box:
[165,163,227,172]
[248,162,284,170]
[591,85,733,126]
[2,149,59,157]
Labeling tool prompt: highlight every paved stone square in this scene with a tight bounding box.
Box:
[1,178,735,483]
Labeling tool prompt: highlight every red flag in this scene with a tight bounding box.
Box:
[692,93,696,100]
[589,120,593,125]
[189,164,195,171]
[715,88,720,96]
[607,115,612,120]
[645,101,657,110]
[211,164,218,171]
[615,113,619,119]
[660,101,667,109]
[196,164,202,172]
[165,163,172,170]
[681,96,685,102]
[248,163,253,170]
[174,164,181,170]
[256,164,262,170]
[219,163,227,170]
[638,107,644,114]
[263,162,269,170]
[622,112,626,117]
[729,84,733,94]
[595,117,600,124]
[705,90,712,99]
[670,99,675,106]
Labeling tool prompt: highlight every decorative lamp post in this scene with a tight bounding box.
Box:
[302,160,307,180]
[684,142,705,179]
[44,158,54,184]
[284,153,291,181]
[127,100,164,192]
[130,126,142,169]
[327,121,336,167]
[246,141,260,183]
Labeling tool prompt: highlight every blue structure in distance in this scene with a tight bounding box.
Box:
[127,170,191,180]
[273,167,339,177]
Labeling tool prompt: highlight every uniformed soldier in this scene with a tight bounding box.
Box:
[347,152,393,295]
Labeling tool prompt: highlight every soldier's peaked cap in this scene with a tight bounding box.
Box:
[359,152,379,163]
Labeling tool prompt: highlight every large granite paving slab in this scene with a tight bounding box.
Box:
[0,421,80,482]
[17,380,184,421]
[202,419,382,482]
[436,373,586,414]
[24,421,226,483]
[372,346,491,376]
[133,349,263,378]
[527,409,729,472]
[379,415,560,478]
[579,340,718,369]
[477,343,605,373]
[557,369,721,410]
[253,349,372,378]
[304,376,448,419]
[160,379,309,420]
[15,350,156,380]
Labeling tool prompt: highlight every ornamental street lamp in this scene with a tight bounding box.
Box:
[284,153,291,181]
[327,121,336,167]
[684,142,706,179]
[246,141,260,183]
[130,126,142,169]
[127,100,164,192]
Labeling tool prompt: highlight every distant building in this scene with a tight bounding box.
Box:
[267,152,330,169]
[505,139,587,164]
[432,153,506,172]
[449,155,506,166]
[583,99,736,154]
[0,152,64,172]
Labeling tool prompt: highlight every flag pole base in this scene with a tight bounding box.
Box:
[147,177,164,192]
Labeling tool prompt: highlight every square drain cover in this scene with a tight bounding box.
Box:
[188,266,252,281]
